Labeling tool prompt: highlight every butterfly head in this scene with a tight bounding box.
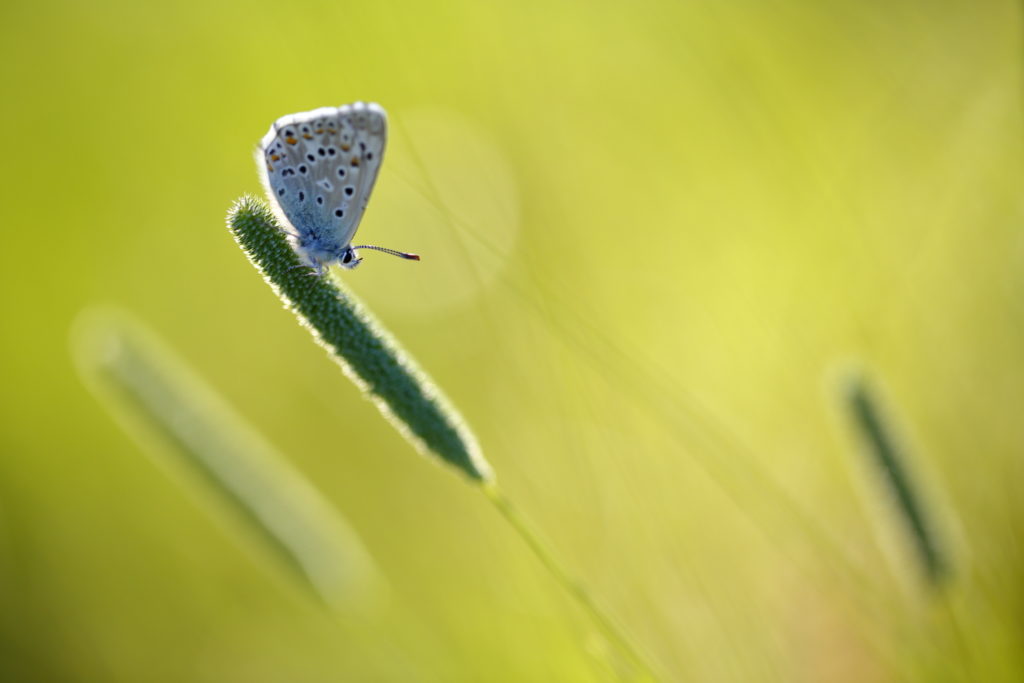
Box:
[338,246,363,270]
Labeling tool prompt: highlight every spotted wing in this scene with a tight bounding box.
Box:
[257,102,387,251]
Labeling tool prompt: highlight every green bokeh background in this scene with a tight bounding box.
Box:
[2,0,1023,680]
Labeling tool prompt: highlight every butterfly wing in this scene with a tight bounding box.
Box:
[257,102,387,264]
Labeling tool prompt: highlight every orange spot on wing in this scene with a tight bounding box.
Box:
[350,157,360,166]
[315,128,324,134]
[267,164,274,172]
[302,134,312,140]
[341,144,351,151]
[285,136,298,145]
[270,154,280,161]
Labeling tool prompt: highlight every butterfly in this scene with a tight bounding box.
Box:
[258,102,419,274]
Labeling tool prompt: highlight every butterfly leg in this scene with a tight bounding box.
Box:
[271,222,299,238]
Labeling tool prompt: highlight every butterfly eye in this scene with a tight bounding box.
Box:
[342,252,353,264]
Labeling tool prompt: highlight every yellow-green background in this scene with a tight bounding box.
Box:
[2,0,1022,680]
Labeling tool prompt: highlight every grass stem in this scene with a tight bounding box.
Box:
[483,483,660,682]
[230,195,657,679]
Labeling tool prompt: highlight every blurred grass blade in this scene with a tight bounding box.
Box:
[72,307,384,612]
[227,195,491,482]
[845,374,948,586]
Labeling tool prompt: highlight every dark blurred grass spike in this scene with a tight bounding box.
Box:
[846,375,948,586]
[72,308,384,612]
[227,195,491,482]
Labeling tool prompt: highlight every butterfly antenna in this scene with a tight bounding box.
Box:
[353,245,421,261]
